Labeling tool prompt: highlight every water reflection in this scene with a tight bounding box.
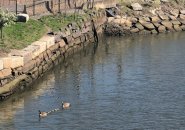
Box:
[1,32,185,129]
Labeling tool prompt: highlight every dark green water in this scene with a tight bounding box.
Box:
[1,32,185,130]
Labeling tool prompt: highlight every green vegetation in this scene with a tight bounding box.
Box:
[0,9,16,39]
[39,14,88,31]
[0,13,89,52]
[1,19,47,50]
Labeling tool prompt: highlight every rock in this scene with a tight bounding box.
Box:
[143,17,151,22]
[125,20,132,27]
[139,18,147,24]
[180,14,185,20]
[151,29,158,34]
[59,39,66,48]
[150,16,161,23]
[113,19,121,24]
[131,3,143,11]
[158,25,166,33]
[10,56,24,69]
[17,13,29,22]
[131,17,138,23]
[180,10,185,15]
[32,41,47,56]
[0,59,3,70]
[168,15,177,20]
[108,17,114,23]
[160,0,169,3]
[141,22,155,30]
[135,23,144,30]
[154,0,161,4]
[23,45,40,59]
[174,25,182,31]
[1,57,12,69]
[158,14,169,20]
[170,9,179,18]
[180,25,185,30]
[0,68,11,79]
[130,28,140,33]
[120,18,126,24]
[22,60,36,73]
[115,15,121,19]
[179,19,185,25]
[153,22,161,28]
[171,20,181,25]
[161,21,173,30]
[39,36,55,49]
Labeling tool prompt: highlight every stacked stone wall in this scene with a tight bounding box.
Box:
[0,10,106,100]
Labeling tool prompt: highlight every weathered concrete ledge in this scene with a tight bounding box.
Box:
[0,10,107,100]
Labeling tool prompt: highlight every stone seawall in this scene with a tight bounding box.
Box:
[0,10,106,100]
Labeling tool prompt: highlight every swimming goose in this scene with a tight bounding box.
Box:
[39,108,60,117]
[62,101,71,109]
[39,110,48,117]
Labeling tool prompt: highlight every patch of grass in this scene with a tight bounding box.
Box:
[39,13,88,31]
[1,19,47,50]
[0,13,89,51]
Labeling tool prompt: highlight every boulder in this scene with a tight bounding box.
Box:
[0,68,11,79]
[174,25,182,31]
[141,22,155,30]
[113,19,121,24]
[150,16,161,23]
[131,3,143,11]
[139,18,147,24]
[10,56,24,69]
[180,10,185,15]
[170,9,179,18]
[115,15,121,19]
[179,19,185,25]
[130,28,140,33]
[161,0,169,3]
[59,39,66,48]
[131,17,138,23]
[171,20,181,25]
[180,14,185,20]
[169,15,177,20]
[158,25,166,33]
[153,22,161,28]
[108,17,114,23]
[1,57,12,69]
[135,23,144,30]
[143,17,151,22]
[180,25,185,30]
[161,21,173,30]
[120,18,126,24]
[32,41,47,54]
[158,14,169,20]
[17,13,29,22]
[23,45,40,59]
[0,59,3,70]
[39,35,55,49]
[151,29,158,34]
[125,20,132,27]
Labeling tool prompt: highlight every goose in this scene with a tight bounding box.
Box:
[62,101,71,109]
[39,108,60,117]
[39,110,48,117]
